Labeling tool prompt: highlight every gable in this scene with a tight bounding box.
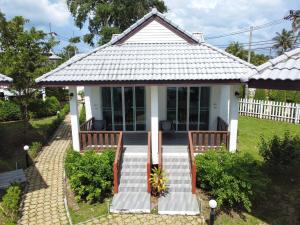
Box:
[123,19,188,44]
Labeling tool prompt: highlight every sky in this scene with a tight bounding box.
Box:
[0,0,298,56]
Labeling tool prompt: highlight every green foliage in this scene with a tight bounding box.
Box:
[0,12,58,121]
[272,29,296,55]
[259,132,300,169]
[67,0,167,46]
[0,100,21,122]
[28,142,42,159]
[79,106,86,125]
[254,89,266,100]
[45,104,69,138]
[65,149,115,203]
[225,42,269,66]
[29,96,60,118]
[150,167,168,197]
[46,87,69,102]
[0,185,22,223]
[195,150,269,212]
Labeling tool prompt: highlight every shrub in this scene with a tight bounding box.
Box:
[65,149,115,203]
[254,89,266,100]
[28,142,43,159]
[0,100,22,122]
[195,150,269,212]
[79,107,86,125]
[259,132,300,169]
[0,185,22,222]
[150,167,168,197]
[29,96,60,118]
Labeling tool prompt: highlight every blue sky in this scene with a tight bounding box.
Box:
[0,0,298,55]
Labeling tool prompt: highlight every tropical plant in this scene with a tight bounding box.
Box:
[150,167,168,197]
[272,29,296,55]
[259,132,300,169]
[195,150,269,212]
[66,0,167,46]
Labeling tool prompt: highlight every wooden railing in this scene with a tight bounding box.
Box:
[217,116,228,131]
[188,132,196,194]
[79,131,122,151]
[80,117,94,131]
[189,131,230,152]
[113,132,123,193]
[147,132,152,193]
[158,131,162,169]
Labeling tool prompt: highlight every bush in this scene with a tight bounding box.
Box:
[0,185,22,223]
[65,149,115,203]
[254,89,266,100]
[79,106,86,125]
[195,150,269,212]
[46,87,69,102]
[29,96,60,118]
[0,100,22,122]
[259,133,300,169]
[28,142,43,159]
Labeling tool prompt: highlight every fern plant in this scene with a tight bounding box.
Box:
[150,167,168,197]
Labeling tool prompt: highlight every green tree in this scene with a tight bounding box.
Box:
[60,36,81,59]
[0,12,57,121]
[67,0,167,46]
[272,29,296,55]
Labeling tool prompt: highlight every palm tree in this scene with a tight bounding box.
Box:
[225,42,247,61]
[272,29,296,55]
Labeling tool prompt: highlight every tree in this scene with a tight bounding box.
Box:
[272,29,296,55]
[0,12,57,121]
[67,0,167,46]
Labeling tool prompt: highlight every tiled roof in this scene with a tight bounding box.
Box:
[0,73,12,83]
[36,9,256,84]
[248,48,300,81]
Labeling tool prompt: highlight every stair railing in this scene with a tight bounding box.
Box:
[113,132,123,193]
[147,132,152,193]
[188,131,197,194]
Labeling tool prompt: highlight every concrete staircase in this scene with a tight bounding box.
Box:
[158,146,200,215]
[110,147,150,213]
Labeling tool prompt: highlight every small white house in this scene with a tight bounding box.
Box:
[36,9,256,214]
[0,73,12,86]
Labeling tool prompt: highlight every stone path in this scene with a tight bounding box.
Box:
[19,116,71,225]
[80,214,204,225]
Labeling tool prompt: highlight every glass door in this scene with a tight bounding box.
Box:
[113,87,123,130]
[177,87,187,131]
[124,87,134,131]
[135,87,146,130]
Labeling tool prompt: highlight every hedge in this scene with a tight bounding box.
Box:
[0,100,22,122]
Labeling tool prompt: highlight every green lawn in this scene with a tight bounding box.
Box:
[0,116,57,172]
[210,116,300,225]
[238,116,300,160]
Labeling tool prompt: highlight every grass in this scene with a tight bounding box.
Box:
[0,116,57,172]
[203,116,300,225]
[237,116,300,160]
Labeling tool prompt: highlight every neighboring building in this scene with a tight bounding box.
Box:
[0,73,13,99]
[247,48,300,91]
[0,73,12,86]
[36,9,256,214]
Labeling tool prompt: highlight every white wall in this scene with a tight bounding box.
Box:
[209,85,221,130]
[84,86,102,120]
[228,85,239,152]
[124,20,187,44]
[219,85,231,124]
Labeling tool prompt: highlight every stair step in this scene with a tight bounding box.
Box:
[122,156,147,161]
[167,186,192,192]
[118,186,147,192]
[163,161,190,166]
[165,171,190,176]
[121,171,146,176]
[168,179,191,184]
[163,164,190,170]
[165,168,190,173]
[120,177,147,184]
[121,164,146,169]
[121,167,146,173]
[163,157,189,163]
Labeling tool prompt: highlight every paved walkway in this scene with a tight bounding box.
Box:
[19,116,71,225]
[80,214,204,225]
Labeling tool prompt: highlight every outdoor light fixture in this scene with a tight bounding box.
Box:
[23,145,29,168]
[209,199,217,225]
[235,91,240,97]
[69,92,74,98]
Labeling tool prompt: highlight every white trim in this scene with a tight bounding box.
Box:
[151,86,159,164]
[69,87,80,151]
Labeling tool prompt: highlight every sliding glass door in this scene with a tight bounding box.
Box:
[102,87,145,131]
[167,87,210,131]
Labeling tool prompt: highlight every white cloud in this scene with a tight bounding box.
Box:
[0,0,71,27]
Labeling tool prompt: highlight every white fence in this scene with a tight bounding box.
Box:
[239,98,300,124]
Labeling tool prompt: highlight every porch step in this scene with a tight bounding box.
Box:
[164,164,189,170]
[163,157,189,163]
[119,177,147,184]
[119,183,147,192]
[167,183,192,192]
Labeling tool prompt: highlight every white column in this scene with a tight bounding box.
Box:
[229,85,239,153]
[219,85,230,124]
[69,86,80,151]
[84,86,93,120]
[151,86,159,164]
[84,86,103,121]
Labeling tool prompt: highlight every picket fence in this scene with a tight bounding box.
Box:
[239,98,300,124]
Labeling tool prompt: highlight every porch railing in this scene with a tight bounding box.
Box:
[188,132,196,194]
[80,117,94,131]
[189,131,230,152]
[113,132,124,193]
[158,131,162,169]
[147,132,152,193]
